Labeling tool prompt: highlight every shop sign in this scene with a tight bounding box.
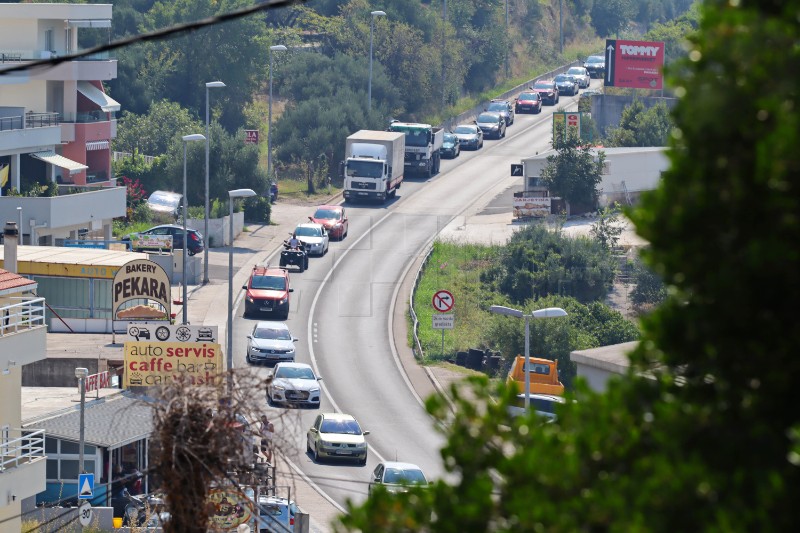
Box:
[112,259,171,321]
[123,342,222,387]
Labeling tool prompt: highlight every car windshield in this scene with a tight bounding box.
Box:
[454,125,477,135]
[554,75,573,83]
[384,468,427,485]
[477,113,499,123]
[148,193,180,207]
[295,226,322,237]
[443,133,457,143]
[346,160,382,178]
[586,56,604,64]
[250,275,285,290]
[389,125,430,147]
[487,102,507,112]
[320,418,362,435]
[518,92,539,101]
[534,82,554,89]
[253,327,291,340]
[313,209,340,220]
[567,68,585,76]
[275,366,315,380]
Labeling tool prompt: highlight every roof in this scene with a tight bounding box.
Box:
[25,392,154,449]
[0,245,148,280]
[381,461,423,470]
[254,321,289,329]
[570,341,638,375]
[0,268,37,295]
[29,151,88,175]
[321,412,356,421]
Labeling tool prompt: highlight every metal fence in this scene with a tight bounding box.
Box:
[0,297,46,337]
[0,428,45,472]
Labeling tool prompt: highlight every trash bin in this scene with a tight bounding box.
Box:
[113,517,123,528]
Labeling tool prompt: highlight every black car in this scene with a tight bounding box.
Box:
[125,224,205,255]
[441,132,461,158]
[475,112,506,140]
[554,74,579,96]
[486,100,515,126]
[584,55,606,79]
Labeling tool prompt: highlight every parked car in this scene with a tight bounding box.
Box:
[242,265,292,318]
[267,362,322,408]
[293,223,329,256]
[146,190,182,219]
[309,205,348,241]
[452,123,484,150]
[476,112,506,140]
[369,462,428,494]
[514,91,543,114]
[554,74,579,96]
[486,99,515,125]
[307,412,369,465]
[124,224,204,255]
[441,132,461,159]
[584,55,606,79]
[507,393,566,420]
[254,495,297,533]
[532,80,560,105]
[245,321,297,364]
[566,66,591,88]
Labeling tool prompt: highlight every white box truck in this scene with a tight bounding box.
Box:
[388,121,444,178]
[342,130,405,202]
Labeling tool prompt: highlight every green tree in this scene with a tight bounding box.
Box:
[629,255,667,309]
[339,1,800,531]
[114,99,202,156]
[605,100,673,147]
[590,205,625,250]
[540,131,604,212]
[590,0,636,37]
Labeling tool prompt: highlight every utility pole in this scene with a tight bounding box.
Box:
[442,0,447,108]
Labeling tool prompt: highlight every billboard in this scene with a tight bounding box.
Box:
[553,112,582,141]
[123,341,222,387]
[513,196,552,218]
[112,259,171,321]
[244,130,259,144]
[604,39,665,89]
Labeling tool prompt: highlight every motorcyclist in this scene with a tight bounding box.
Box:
[269,181,278,203]
[286,233,301,250]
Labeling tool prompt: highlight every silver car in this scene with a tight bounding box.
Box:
[267,362,322,407]
[246,321,297,364]
[566,66,591,88]
[294,222,329,256]
[369,461,428,494]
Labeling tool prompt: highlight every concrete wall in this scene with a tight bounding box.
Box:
[187,211,244,248]
[591,95,678,135]
[22,357,101,387]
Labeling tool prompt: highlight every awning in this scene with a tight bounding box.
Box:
[67,19,112,28]
[86,140,110,152]
[30,150,88,175]
[77,81,120,113]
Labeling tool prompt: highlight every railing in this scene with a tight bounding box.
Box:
[0,297,46,337]
[0,428,45,473]
[0,116,23,131]
[112,151,157,165]
[0,112,61,131]
[60,110,116,124]
[0,49,114,62]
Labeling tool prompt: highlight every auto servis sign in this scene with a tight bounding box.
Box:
[112,259,171,321]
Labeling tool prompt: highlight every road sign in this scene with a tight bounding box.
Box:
[78,473,94,500]
[125,323,218,343]
[432,314,454,329]
[604,39,665,89]
[245,129,259,144]
[511,163,523,176]
[432,290,454,313]
[78,501,92,527]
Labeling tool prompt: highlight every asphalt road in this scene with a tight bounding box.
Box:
[230,82,598,509]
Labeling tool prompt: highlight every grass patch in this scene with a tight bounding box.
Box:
[412,240,501,362]
[278,178,342,202]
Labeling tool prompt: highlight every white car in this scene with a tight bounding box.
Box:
[369,461,428,494]
[267,362,322,408]
[507,393,566,420]
[566,66,591,88]
[246,321,297,364]
[307,412,369,465]
[294,223,329,256]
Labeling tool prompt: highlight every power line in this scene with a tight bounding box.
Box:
[0,0,308,77]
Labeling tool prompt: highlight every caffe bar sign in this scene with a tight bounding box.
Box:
[112,259,171,321]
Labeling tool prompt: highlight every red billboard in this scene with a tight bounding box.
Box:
[604,39,665,90]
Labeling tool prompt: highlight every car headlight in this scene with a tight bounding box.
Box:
[272,385,285,391]
[279,296,288,305]
[309,388,320,393]
[246,295,254,303]
[320,440,332,447]
[354,442,367,448]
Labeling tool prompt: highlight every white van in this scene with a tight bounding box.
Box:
[146,190,182,219]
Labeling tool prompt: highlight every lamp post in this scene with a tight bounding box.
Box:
[181,133,206,325]
[442,0,447,108]
[368,10,386,112]
[490,305,567,408]
[75,367,88,474]
[227,188,257,395]
[16,206,22,245]
[204,81,226,285]
[268,45,287,182]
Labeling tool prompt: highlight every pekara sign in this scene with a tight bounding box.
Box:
[112,259,171,321]
[123,341,222,387]
[604,39,665,89]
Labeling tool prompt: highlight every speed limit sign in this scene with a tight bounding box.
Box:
[78,501,92,527]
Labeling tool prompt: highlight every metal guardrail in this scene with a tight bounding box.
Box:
[0,297,46,337]
[0,428,45,472]
[409,246,435,362]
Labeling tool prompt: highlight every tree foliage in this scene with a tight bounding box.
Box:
[541,131,605,210]
[629,255,667,309]
[590,0,636,38]
[605,100,673,147]
[115,99,202,156]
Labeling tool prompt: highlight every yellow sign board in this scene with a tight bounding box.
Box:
[207,488,254,530]
[124,342,222,387]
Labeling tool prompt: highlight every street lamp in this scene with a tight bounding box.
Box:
[16,206,22,245]
[268,45,287,182]
[75,367,89,474]
[490,305,568,408]
[204,81,226,285]
[227,188,257,395]
[368,10,386,112]
[181,133,206,325]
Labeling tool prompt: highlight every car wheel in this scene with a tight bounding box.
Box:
[359,456,367,466]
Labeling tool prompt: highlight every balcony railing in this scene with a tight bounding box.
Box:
[0,49,114,63]
[0,428,45,473]
[60,110,116,124]
[0,112,69,132]
[0,297,46,338]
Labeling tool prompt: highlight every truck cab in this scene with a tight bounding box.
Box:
[342,131,405,203]
[388,121,443,178]
[506,356,565,396]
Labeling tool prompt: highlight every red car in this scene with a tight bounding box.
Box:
[243,265,292,319]
[514,91,543,114]
[532,80,560,105]
[309,205,349,240]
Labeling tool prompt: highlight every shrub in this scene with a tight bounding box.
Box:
[243,196,271,224]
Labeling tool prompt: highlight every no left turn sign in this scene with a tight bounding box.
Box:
[432,290,455,313]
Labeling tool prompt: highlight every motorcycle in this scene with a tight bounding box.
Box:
[269,182,279,203]
[279,238,308,272]
[122,489,169,529]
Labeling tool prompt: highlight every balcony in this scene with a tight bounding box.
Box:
[0,428,46,504]
[0,111,62,152]
[0,298,47,369]
[0,186,125,230]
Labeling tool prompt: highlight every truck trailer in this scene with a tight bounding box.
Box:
[342,130,405,203]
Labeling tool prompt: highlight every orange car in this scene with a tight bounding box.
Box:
[506,356,565,396]
[309,205,349,240]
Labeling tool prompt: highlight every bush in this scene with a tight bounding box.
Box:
[243,196,271,224]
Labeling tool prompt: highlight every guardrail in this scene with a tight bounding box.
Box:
[0,297,46,337]
[0,428,45,473]
[409,245,435,362]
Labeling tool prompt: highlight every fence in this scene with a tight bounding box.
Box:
[0,297,46,337]
[112,151,157,165]
[0,428,45,472]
